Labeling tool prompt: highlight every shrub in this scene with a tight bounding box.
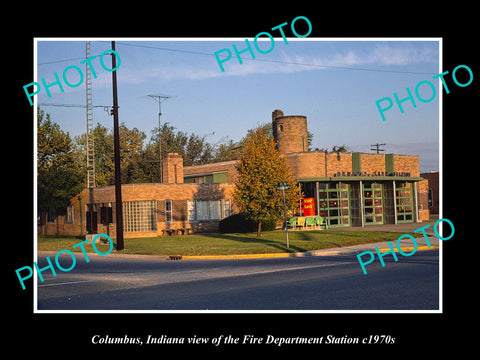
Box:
[219,213,278,233]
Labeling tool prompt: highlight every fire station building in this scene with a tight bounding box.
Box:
[38,109,431,238]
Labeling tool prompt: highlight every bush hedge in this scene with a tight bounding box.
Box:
[219,213,278,233]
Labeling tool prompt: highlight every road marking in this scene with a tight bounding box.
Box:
[38,280,95,288]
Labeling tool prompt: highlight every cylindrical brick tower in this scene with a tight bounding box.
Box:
[271,109,308,154]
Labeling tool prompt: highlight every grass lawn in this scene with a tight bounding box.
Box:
[37,229,418,256]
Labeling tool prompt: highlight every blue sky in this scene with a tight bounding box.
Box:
[35,38,440,172]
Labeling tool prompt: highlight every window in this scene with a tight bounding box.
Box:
[123,200,157,232]
[223,199,231,218]
[195,201,209,221]
[65,205,74,223]
[100,205,112,225]
[187,200,196,222]
[183,171,228,184]
[165,200,172,222]
[428,189,433,208]
[187,200,231,221]
[209,200,221,220]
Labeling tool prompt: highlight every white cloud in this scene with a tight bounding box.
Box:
[364,44,437,66]
[115,42,438,83]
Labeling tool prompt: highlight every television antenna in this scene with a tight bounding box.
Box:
[147,94,172,183]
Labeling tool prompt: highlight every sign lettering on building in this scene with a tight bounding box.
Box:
[333,171,411,177]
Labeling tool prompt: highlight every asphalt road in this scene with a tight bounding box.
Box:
[36,249,439,311]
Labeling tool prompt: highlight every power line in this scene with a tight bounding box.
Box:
[38,54,102,66]
[37,41,438,76]
[111,41,437,75]
[38,103,111,111]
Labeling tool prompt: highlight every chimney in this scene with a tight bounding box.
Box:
[162,153,184,184]
[272,109,284,122]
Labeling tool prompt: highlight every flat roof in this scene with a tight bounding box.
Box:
[296,176,424,182]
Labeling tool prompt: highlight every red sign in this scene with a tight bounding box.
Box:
[302,197,316,216]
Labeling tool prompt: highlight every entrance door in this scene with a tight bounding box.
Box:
[363,182,383,225]
[86,210,98,234]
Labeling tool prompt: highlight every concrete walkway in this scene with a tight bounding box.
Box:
[325,221,435,234]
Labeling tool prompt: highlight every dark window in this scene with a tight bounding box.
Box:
[166,200,172,222]
[100,206,113,225]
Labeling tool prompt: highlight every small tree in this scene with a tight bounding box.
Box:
[233,128,302,237]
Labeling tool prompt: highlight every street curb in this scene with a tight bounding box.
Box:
[38,243,439,262]
[376,245,439,254]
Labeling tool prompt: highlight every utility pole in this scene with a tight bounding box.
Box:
[111,41,124,251]
[148,94,171,183]
[371,143,386,154]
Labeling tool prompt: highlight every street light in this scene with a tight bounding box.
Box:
[277,182,290,248]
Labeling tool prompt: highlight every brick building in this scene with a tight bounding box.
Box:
[420,171,439,216]
[38,109,431,237]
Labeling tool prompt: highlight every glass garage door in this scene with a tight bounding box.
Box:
[318,182,350,227]
[396,181,414,223]
[363,182,383,225]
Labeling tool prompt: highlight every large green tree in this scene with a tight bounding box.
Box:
[75,123,146,186]
[37,108,85,211]
[233,128,302,237]
[149,122,217,166]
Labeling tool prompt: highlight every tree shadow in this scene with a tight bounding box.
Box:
[198,232,307,253]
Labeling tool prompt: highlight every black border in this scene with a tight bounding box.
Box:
[7,4,471,355]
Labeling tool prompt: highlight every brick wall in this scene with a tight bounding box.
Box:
[360,153,386,174]
[325,152,353,177]
[163,152,184,184]
[421,172,439,214]
[284,152,420,180]
[394,154,420,177]
[417,179,430,221]
[284,152,325,179]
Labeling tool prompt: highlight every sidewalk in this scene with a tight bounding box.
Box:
[326,221,435,234]
[291,235,439,258]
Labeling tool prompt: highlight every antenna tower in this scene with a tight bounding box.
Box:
[86,41,95,188]
[148,94,172,183]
